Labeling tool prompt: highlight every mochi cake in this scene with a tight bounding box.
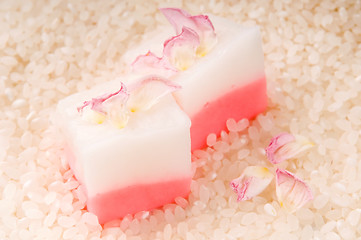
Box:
[55,77,191,224]
[130,8,267,150]
[55,8,267,224]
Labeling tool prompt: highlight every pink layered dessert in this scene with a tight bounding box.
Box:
[130,8,267,150]
[55,8,267,224]
[56,78,192,224]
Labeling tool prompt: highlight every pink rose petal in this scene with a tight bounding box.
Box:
[266,132,314,164]
[275,169,313,213]
[160,8,217,56]
[131,51,177,77]
[77,83,130,127]
[127,75,181,112]
[159,8,214,35]
[163,27,200,71]
[77,82,129,114]
[230,166,273,201]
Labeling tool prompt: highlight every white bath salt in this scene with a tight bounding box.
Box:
[237,118,249,132]
[63,227,78,240]
[25,209,44,219]
[82,212,99,226]
[174,197,188,209]
[12,98,27,109]
[226,118,238,132]
[237,149,250,160]
[44,210,57,227]
[3,182,17,200]
[212,151,224,161]
[241,212,258,226]
[313,194,329,209]
[264,203,277,216]
[64,180,79,190]
[206,133,217,147]
[300,225,313,240]
[199,185,210,204]
[163,223,172,240]
[220,208,235,218]
[58,215,76,228]
[346,209,360,226]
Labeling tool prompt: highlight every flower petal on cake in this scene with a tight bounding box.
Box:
[160,8,217,57]
[275,169,313,213]
[131,51,178,77]
[127,75,181,112]
[77,83,129,114]
[163,27,200,71]
[77,83,130,127]
[265,132,314,164]
[230,166,273,201]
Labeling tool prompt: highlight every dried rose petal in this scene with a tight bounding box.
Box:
[266,132,314,164]
[160,8,217,57]
[131,51,177,77]
[77,83,129,114]
[230,166,273,201]
[275,169,313,213]
[163,27,200,71]
[77,83,129,127]
[127,75,181,112]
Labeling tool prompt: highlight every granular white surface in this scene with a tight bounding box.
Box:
[1,0,361,239]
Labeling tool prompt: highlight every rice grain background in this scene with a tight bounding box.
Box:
[0,0,361,239]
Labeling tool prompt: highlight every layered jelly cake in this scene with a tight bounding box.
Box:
[129,8,267,150]
[55,77,192,223]
[55,8,267,223]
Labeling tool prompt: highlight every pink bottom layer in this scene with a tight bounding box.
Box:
[87,177,191,224]
[190,76,267,151]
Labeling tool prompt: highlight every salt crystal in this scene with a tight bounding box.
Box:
[129,219,140,235]
[313,194,329,209]
[264,203,277,216]
[324,231,341,240]
[206,133,217,147]
[175,197,188,208]
[3,182,17,200]
[163,223,172,240]
[241,212,258,225]
[174,206,185,221]
[220,208,235,218]
[237,119,249,132]
[63,227,78,239]
[12,98,27,109]
[237,149,250,160]
[199,185,210,204]
[44,210,57,227]
[58,216,76,228]
[213,180,226,195]
[25,209,44,219]
[346,210,360,226]
[82,212,99,226]
[64,180,79,190]
[226,118,238,132]
[212,151,224,161]
[44,191,57,205]
[20,131,33,148]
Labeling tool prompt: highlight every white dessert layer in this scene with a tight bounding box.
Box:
[55,79,191,197]
[123,15,265,116]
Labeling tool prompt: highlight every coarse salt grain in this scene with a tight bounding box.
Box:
[82,212,99,226]
[206,133,217,147]
[264,203,277,216]
[25,209,44,219]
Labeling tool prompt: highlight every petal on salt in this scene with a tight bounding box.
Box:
[230,166,273,201]
[275,169,313,213]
